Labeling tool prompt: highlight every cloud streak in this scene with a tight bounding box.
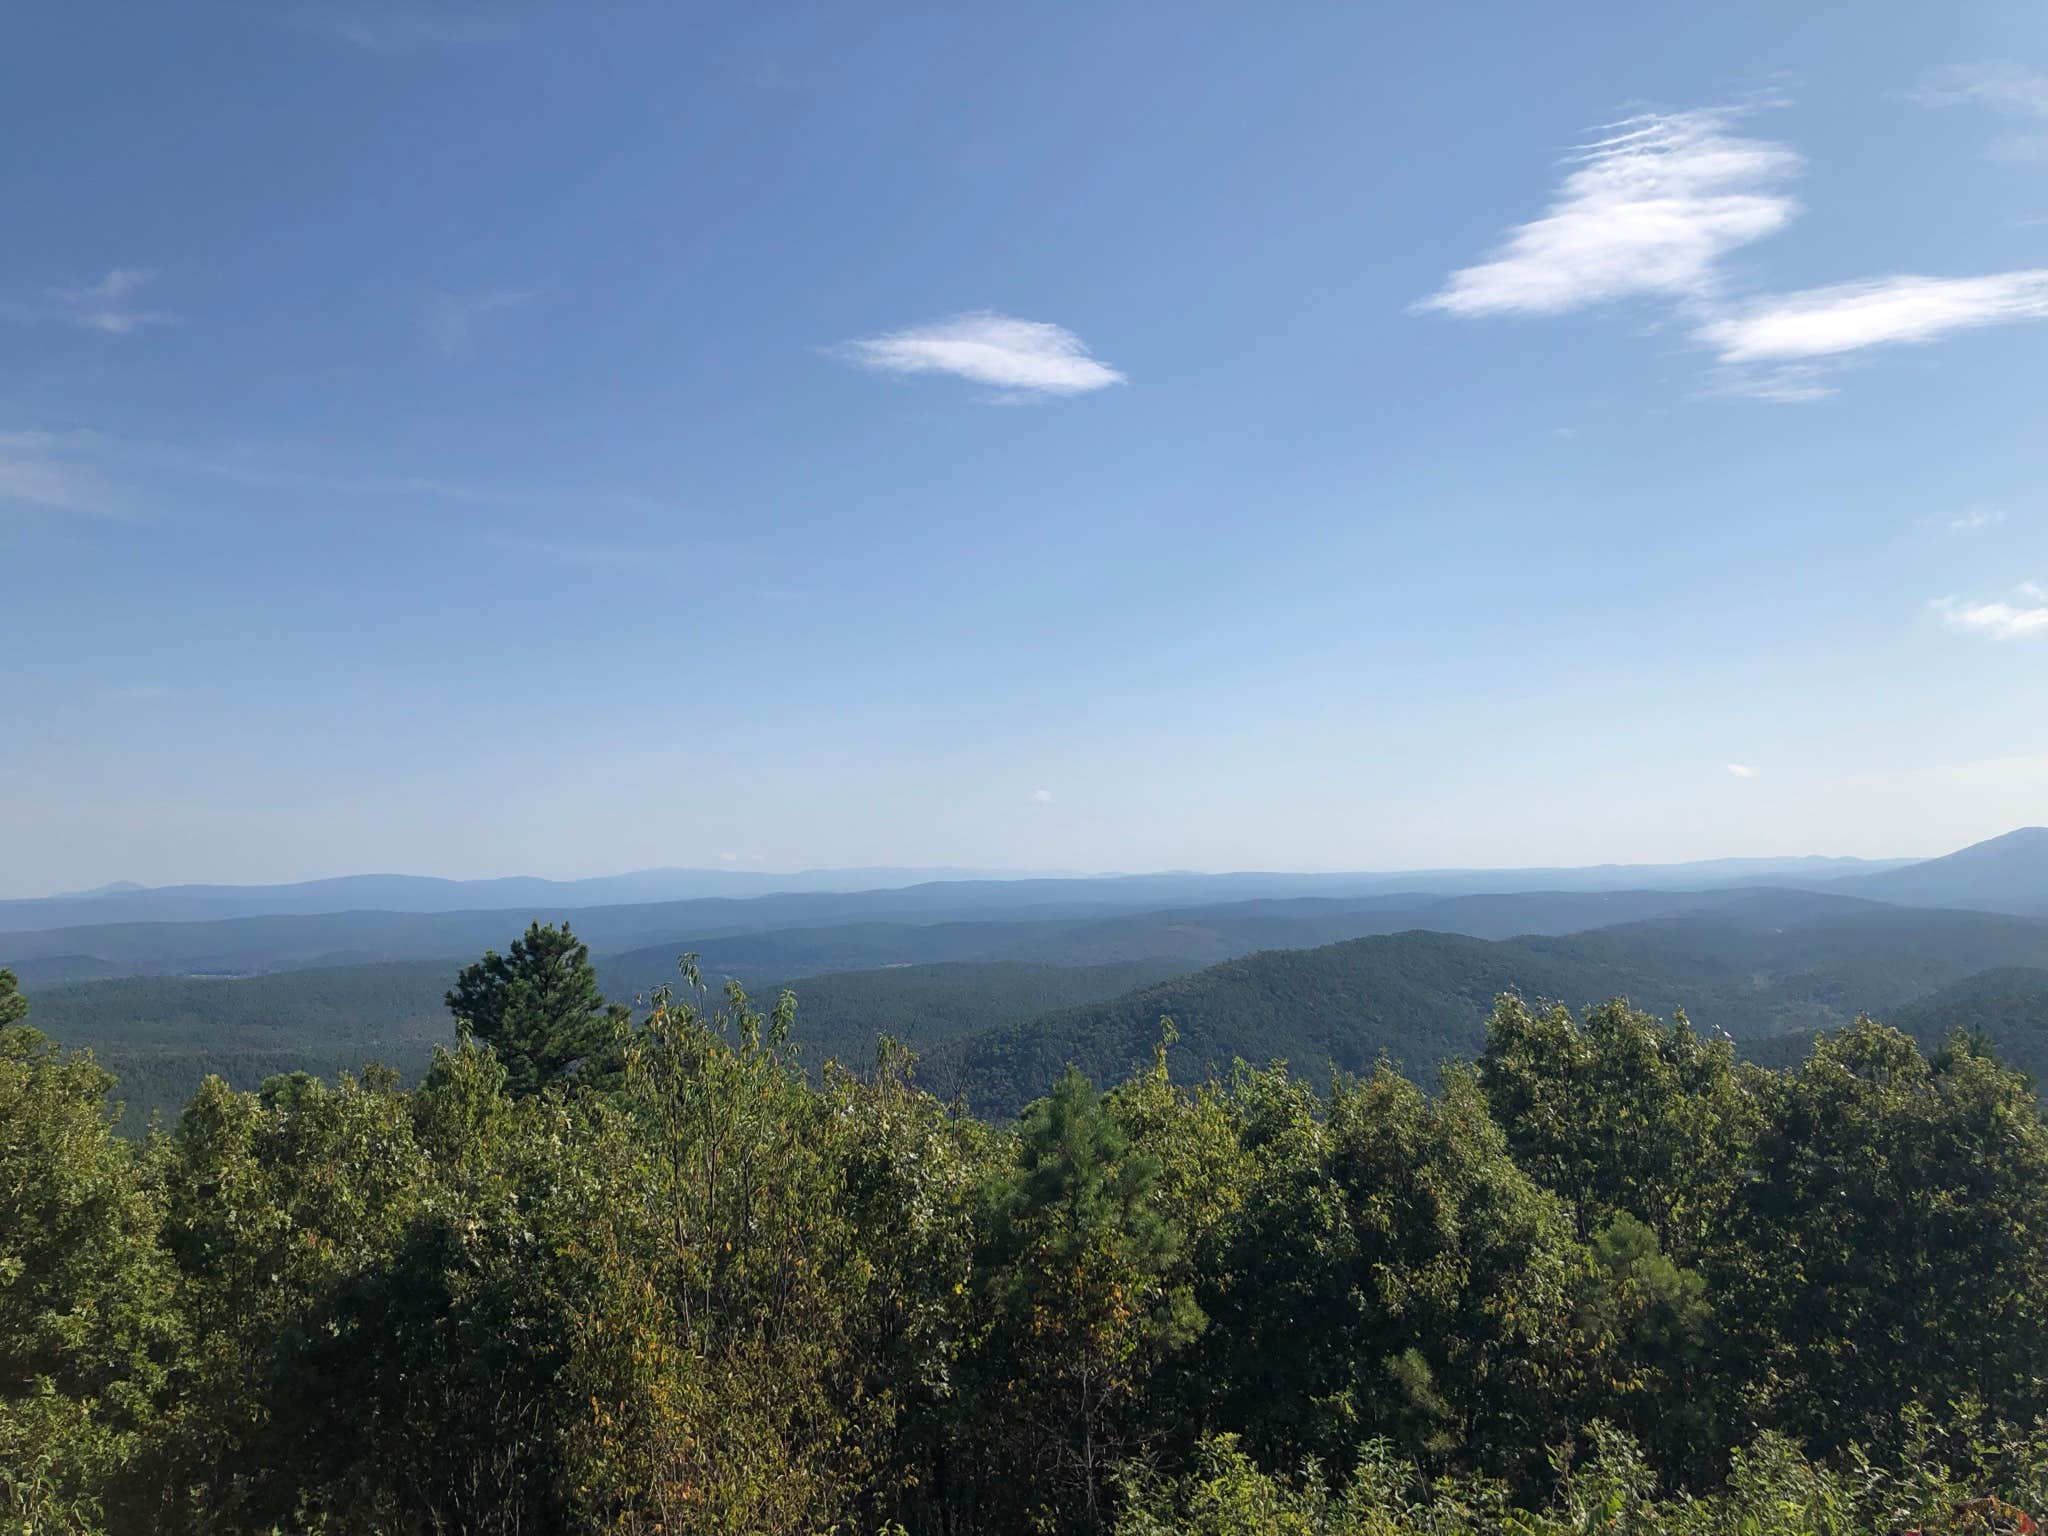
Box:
[1416,108,1800,318]
[422,286,537,357]
[1726,763,1758,780]
[1698,271,2048,363]
[1915,61,2048,163]
[1928,507,2007,533]
[47,269,178,335]
[0,431,121,517]
[834,312,1126,397]
[1935,591,2048,639]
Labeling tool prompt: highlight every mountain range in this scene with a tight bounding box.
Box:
[10,828,2047,1129]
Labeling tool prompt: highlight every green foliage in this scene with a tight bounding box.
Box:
[13,939,2048,1536]
[1723,1017,2048,1457]
[1478,995,1759,1261]
[0,969,177,1534]
[1116,1422,2048,1536]
[967,1065,1205,1531]
[445,921,628,1096]
[1194,1062,1579,1480]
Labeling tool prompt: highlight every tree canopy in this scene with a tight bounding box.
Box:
[8,953,2048,1534]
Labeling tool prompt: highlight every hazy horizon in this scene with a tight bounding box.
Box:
[8,837,2017,906]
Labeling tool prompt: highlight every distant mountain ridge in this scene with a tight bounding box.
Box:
[19,875,2048,1132]
[5,830,2042,994]
[0,850,1928,937]
[3,884,1880,989]
[0,866,1066,932]
[1820,828,2048,915]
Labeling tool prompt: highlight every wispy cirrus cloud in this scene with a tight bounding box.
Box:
[1726,763,1759,780]
[1698,271,2048,363]
[833,312,1126,397]
[1415,107,1801,318]
[1422,94,2048,401]
[35,269,180,335]
[1924,506,2008,533]
[1934,588,2048,639]
[0,430,121,517]
[422,286,537,358]
[1914,61,2048,163]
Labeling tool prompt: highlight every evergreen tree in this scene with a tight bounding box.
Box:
[444,922,627,1097]
[971,1067,1204,1533]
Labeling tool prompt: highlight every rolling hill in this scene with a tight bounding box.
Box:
[13,831,2047,1130]
[1744,965,2048,1077]
[925,901,2048,1114]
[19,954,1194,1130]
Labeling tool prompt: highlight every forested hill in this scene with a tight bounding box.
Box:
[28,896,2048,1128]
[924,931,1570,1111]
[27,956,1193,1129]
[1745,966,2048,1078]
[929,904,2048,1114]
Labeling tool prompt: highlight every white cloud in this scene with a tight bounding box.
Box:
[1918,60,2048,115]
[1028,788,1054,804]
[1416,108,1800,318]
[834,312,1126,396]
[1915,61,2048,163]
[1701,363,1836,404]
[1726,763,1758,780]
[1697,271,2048,363]
[423,286,537,357]
[1934,592,2048,639]
[1923,506,2008,532]
[0,431,120,517]
[1422,95,2048,400]
[49,269,178,335]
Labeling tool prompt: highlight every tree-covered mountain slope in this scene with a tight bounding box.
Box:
[929,904,2048,1114]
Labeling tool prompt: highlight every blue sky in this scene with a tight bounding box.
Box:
[5,1,2047,894]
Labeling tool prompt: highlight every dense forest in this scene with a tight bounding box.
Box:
[9,922,2048,1535]
[25,956,1192,1131]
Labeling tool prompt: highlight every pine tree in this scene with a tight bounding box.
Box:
[444,922,626,1096]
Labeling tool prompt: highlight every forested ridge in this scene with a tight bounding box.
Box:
[25,957,1194,1131]
[10,923,2048,1535]
[30,893,2048,1132]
